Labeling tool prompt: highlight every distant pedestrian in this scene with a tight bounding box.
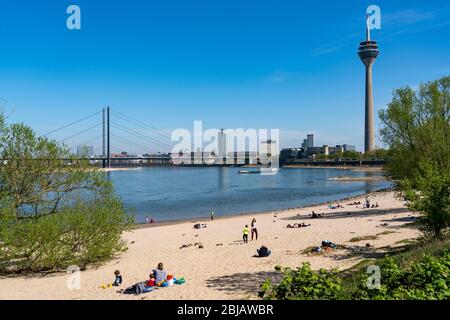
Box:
[210,211,215,221]
[243,225,249,244]
[251,218,258,240]
[146,216,149,224]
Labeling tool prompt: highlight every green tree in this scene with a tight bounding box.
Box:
[403,161,450,238]
[0,113,133,273]
[379,76,450,180]
[379,76,450,237]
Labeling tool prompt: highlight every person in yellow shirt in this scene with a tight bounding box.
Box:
[243,225,249,244]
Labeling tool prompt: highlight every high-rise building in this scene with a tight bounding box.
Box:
[306,134,314,148]
[301,139,307,149]
[358,15,379,153]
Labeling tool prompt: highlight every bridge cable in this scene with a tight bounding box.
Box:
[58,123,102,144]
[39,110,102,138]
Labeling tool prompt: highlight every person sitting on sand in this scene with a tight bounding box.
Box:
[146,273,156,287]
[257,245,271,257]
[243,225,249,243]
[113,270,122,286]
[152,262,167,286]
[311,211,322,219]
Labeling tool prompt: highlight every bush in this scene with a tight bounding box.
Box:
[262,244,450,300]
[0,113,134,274]
[353,251,450,300]
[402,161,450,238]
[261,263,343,300]
[0,196,133,273]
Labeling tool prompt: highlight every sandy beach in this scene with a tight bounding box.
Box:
[0,190,420,300]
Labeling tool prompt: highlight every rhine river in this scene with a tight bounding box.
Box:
[106,167,390,223]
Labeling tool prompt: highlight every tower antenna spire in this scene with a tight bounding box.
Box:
[366,14,371,41]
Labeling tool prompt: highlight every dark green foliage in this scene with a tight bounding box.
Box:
[403,161,450,238]
[262,244,450,300]
[261,263,343,300]
[354,251,450,300]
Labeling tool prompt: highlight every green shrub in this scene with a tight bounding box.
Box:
[0,113,134,274]
[0,197,133,273]
[261,263,343,300]
[353,251,450,300]
[403,161,450,238]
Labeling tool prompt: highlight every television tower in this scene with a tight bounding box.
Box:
[358,16,379,153]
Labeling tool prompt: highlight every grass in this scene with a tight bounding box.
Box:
[376,230,397,236]
[340,235,450,298]
[395,239,417,245]
[349,235,378,242]
[349,231,397,242]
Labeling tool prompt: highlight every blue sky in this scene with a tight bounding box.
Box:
[1,0,450,153]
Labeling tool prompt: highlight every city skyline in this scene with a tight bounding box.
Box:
[1,1,450,152]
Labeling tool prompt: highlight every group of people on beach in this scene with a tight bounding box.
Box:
[243,218,258,243]
[243,218,271,257]
[209,211,269,257]
[109,262,184,295]
[362,197,379,209]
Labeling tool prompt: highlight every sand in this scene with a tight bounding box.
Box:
[0,190,420,300]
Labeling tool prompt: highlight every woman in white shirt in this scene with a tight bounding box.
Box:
[251,218,258,240]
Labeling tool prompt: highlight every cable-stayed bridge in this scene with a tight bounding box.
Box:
[40,107,175,167]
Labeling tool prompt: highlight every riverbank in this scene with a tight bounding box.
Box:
[134,187,393,229]
[98,167,143,172]
[328,175,386,182]
[283,164,384,172]
[0,189,420,300]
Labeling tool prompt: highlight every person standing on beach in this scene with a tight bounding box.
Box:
[210,211,215,221]
[251,218,258,240]
[146,216,149,224]
[243,225,249,243]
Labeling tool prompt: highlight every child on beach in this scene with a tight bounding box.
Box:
[243,225,249,243]
[113,270,122,286]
